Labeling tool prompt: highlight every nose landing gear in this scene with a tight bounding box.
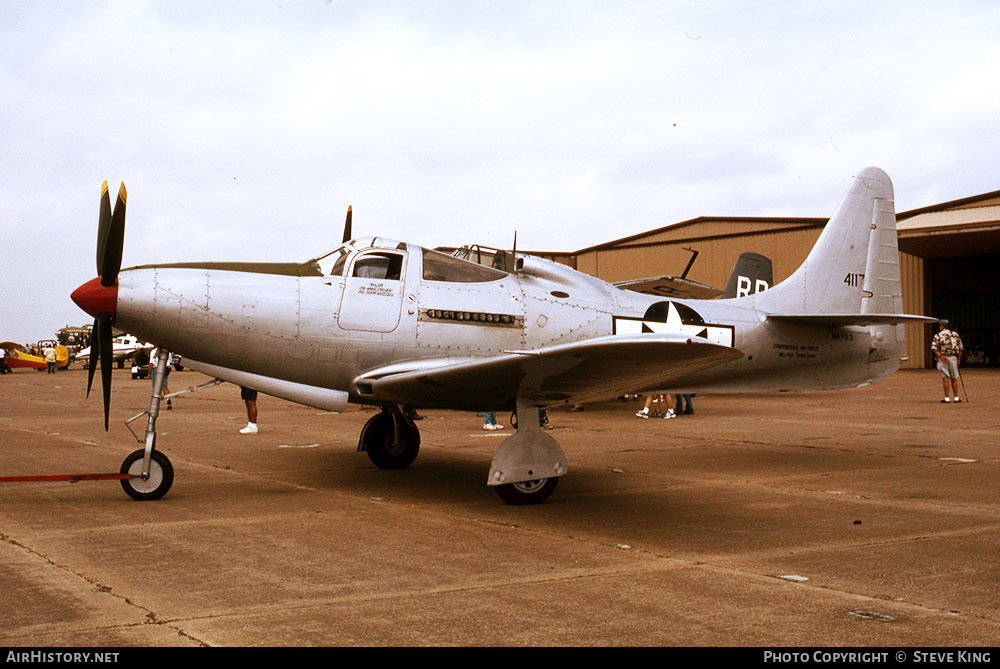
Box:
[119,356,222,501]
[118,351,177,500]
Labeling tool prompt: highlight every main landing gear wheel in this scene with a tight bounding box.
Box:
[494,477,558,505]
[120,449,174,501]
[361,410,420,469]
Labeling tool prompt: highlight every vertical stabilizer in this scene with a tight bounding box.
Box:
[755,167,895,316]
[722,252,774,299]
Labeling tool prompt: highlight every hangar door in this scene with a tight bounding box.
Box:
[927,255,1000,366]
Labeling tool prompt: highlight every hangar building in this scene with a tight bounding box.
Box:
[531,189,1000,370]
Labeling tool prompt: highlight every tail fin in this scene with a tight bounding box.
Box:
[722,252,773,299]
[754,167,933,325]
[757,167,893,314]
[754,167,933,326]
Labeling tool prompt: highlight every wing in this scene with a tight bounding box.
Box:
[767,313,939,326]
[613,276,722,299]
[356,334,743,410]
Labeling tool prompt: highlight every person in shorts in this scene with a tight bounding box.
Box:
[931,320,964,403]
[240,386,259,434]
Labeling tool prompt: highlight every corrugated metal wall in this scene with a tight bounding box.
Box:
[899,251,926,369]
[579,225,823,288]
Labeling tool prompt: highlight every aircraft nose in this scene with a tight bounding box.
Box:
[71,277,118,319]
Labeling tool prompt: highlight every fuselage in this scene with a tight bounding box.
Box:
[103,236,902,409]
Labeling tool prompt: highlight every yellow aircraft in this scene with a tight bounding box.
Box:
[0,342,70,371]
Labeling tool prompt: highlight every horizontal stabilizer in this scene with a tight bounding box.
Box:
[614,276,722,299]
[767,313,938,327]
[358,334,743,410]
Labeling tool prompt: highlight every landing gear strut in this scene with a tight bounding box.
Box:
[118,351,222,500]
[358,405,420,469]
[119,351,175,500]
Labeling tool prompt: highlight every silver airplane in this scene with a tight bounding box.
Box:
[71,168,935,504]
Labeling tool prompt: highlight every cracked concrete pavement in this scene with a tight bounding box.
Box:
[1,367,998,646]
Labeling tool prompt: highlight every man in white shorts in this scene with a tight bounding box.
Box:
[931,320,964,403]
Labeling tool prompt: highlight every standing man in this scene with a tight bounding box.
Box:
[0,346,8,374]
[240,386,259,434]
[44,345,57,374]
[931,320,964,403]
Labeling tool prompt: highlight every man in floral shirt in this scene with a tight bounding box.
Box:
[931,320,964,403]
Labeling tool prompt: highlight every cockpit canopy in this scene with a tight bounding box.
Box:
[310,238,509,283]
[451,244,520,274]
[421,248,508,282]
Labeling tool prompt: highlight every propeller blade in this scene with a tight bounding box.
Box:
[342,205,352,243]
[100,183,127,287]
[98,312,113,431]
[85,316,99,399]
[85,181,125,429]
[511,231,522,273]
[96,182,111,276]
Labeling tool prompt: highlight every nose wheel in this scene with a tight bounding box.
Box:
[120,449,174,501]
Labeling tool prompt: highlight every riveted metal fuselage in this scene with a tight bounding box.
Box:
[113,238,900,410]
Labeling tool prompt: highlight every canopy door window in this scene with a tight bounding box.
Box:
[338,251,406,332]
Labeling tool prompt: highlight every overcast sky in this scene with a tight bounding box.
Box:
[3,1,999,343]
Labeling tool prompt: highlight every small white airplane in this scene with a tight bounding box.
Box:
[71,169,934,504]
[74,333,146,368]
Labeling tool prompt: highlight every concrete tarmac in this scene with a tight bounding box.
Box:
[1,366,997,647]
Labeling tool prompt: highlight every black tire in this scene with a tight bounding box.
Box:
[494,477,559,505]
[363,412,420,469]
[120,449,174,501]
